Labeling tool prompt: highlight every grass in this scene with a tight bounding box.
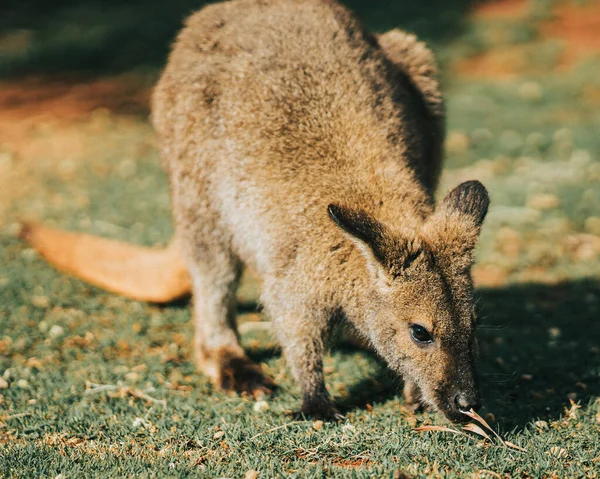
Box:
[1,0,600,477]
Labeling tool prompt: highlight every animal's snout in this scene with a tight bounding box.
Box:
[453,391,481,413]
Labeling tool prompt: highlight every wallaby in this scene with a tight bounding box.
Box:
[21,0,489,422]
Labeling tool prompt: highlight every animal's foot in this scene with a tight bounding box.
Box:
[403,380,431,413]
[291,397,345,422]
[404,398,432,413]
[201,347,276,399]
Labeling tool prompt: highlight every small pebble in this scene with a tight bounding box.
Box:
[125,372,140,383]
[471,128,493,143]
[0,378,8,389]
[113,365,129,375]
[131,417,146,429]
[527,193,559,210]
[58,159,76,176]
[584,217,600,236]
[0,152,14,170]
[535,420,549,430]
[31,295,50,309]
[446,131,470,155]
[213,430,225,440]
[581,189,599,204]
[21,248,37,261]
[16,379,29,389]
[312,420,324,431]
[525,132,546,148]
[570,149,591,167]
[48,325,64,339]
[245,470,259,479]
[500,129,524,153]
[553,128,573,143]
[588,162,600,181]
[518,81,543,101]
[341,423,356,434]
[253,400,270,413]
[548,327,561,339]
[117,158,137,178]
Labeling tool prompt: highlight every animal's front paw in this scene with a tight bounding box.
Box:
[403,380,431,413]
[214,348,276,399]
[292,397,345,422]
[404,398,433,413]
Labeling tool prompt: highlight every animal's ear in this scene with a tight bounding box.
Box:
[327,204,421,281]
[422,180,490,263]
[439,180,489,228]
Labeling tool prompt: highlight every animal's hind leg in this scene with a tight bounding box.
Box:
[172,187,274,398]
[180,237,275,398]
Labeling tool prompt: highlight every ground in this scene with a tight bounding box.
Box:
[1,0,599,477]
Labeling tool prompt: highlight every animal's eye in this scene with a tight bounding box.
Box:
[410,324,434,344]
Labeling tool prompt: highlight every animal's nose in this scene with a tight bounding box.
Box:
[453,392,481,412]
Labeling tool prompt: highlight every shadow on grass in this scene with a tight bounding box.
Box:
[477,279,600,429]
[0,0,482,78]
[332,279,600,428]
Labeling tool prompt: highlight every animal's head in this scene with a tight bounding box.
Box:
[328,180,489,422]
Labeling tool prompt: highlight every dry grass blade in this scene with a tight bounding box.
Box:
[413,425,471,438]
[463,423,492,441]
[504,441,528,453]
[84,382,167,409]
[3,412,32,420]
[461,408,505,444]
[461,409,528,453]
[415,413,527,453]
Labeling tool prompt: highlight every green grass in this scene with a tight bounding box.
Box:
[1,0,600,477]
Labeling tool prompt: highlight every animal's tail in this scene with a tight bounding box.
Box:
[19,222,192,303]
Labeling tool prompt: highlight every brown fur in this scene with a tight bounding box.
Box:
[21,0,489,422]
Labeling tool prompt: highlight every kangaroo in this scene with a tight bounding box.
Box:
[21,0,489,422]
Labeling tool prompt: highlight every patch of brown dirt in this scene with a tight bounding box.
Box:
[454,45,530,80]
[0,74,154,225]
[540,2,600,69]
[582,84,600,105]
[456,1,600,80]
[472,0,528,19]
[0,74,151,177]
[330,457,376,469]
[473,264,510,287]
[0,74,151,122]
[293,450,376,469]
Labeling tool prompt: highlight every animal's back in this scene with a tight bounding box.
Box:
[152,0,443,275]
